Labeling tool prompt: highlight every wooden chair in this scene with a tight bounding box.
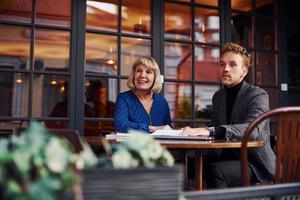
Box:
[241,106,300,186]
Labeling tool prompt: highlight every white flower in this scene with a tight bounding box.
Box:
[112,149,139,169]
[45,138,69,173]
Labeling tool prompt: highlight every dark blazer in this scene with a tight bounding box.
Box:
[212,81,276,183]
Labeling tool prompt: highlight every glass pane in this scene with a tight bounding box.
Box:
[164,82,192,120]
[121,37,151,76]
[287,23,300,54]
[256,17,277,50]
[122,0,151,36]
[172,121,192,130]
[120,79,130,93]
[85,120,115,136]
[244,51,255,84]
[44,120,70,129]
[286,0,300,21]
[0,25,30,70]
[85,33,117,75]
[0,0,32,23]
[195,45,219,81]
[255,52,277,86]
[173,0,190,2]
[231,0,252,12]
[165,3,191,40]
[85,77,117,118]
[36,0,71,27]
[0,72,29,117]
[32,75,69,117]
[288,90,300,106]
[287,55,300,86]
[195,8,219,44]
[255,0,275,16]
[86,0,118,31]
[194,84,219,120]
[165,42,192,80]
[264,87,278,109]
[195,0,218,7]
[34,29,70,71]
[231,13,253,48]
[0,121,28,138]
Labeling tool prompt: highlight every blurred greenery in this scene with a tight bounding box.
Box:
[99,130,175,169]
[0,122,97,200]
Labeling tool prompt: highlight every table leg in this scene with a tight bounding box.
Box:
[195,150,203,190]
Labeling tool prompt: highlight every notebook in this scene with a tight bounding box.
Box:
[150,130,215,141]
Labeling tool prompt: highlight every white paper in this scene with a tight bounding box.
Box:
[151,129,182,136]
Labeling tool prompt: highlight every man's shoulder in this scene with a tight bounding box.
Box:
[243,82,268,96]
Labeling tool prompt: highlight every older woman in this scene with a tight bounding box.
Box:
[114,56,171,133]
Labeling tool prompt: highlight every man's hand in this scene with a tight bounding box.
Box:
[181,126,210,136]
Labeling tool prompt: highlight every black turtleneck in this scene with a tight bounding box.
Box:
[225,80,244,123]
[212,81,244,139]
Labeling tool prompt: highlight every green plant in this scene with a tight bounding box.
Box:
[0,122,97,200]
[100,130,175,169]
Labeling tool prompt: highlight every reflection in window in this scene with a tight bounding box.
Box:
[86,0,118,31]
[85,33,117,75]
[165,42,191,80]
[195,45,219,81]
[255,52,277,86]
[32,75,69,118]
[0,25,30,70]
[194,84,219,120]
[256,17,276,50]
[255,0,274,16]
[85,77,117,118]
[231,13,253,48]
[164,82,192,120]
[231,0,252,12]
[34,29,70,71]
[195,8,219,44]
[122,0,151,36]
[0,72,29,117]
[121,37,151,76]
[195,0,218,7]
[165,3,191,41]
[0,0,32,23]
[36,0,71,27]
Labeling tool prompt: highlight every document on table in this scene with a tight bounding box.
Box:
[151,129,214,140]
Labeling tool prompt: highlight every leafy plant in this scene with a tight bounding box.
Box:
[100,130,175,169]
[0,122,97,200]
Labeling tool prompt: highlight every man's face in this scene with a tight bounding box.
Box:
[219,52,248,88]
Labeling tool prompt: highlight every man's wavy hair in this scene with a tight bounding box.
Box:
[221,42,251,68]
[127,56,162,93]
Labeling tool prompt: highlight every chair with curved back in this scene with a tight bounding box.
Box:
[241,107,300,186]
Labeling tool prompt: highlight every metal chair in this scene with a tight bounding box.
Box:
[241,106,300,186]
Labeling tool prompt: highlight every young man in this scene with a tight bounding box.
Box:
[182,42,275,188]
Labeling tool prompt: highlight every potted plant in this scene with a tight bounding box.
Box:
[0,122,97,200]
[80,130,183,200]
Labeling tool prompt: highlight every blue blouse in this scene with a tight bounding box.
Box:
[114,90,172,133]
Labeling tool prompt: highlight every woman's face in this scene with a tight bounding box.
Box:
[133,64,155,92]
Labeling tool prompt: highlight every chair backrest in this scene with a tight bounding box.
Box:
[47,129,83,153]
[241,106,300,186]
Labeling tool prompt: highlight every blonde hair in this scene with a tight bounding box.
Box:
[127,56,162,93]
[221,42,251,68]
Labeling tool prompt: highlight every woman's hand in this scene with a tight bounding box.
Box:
[181,126,210,136]
[149,125,172,132]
